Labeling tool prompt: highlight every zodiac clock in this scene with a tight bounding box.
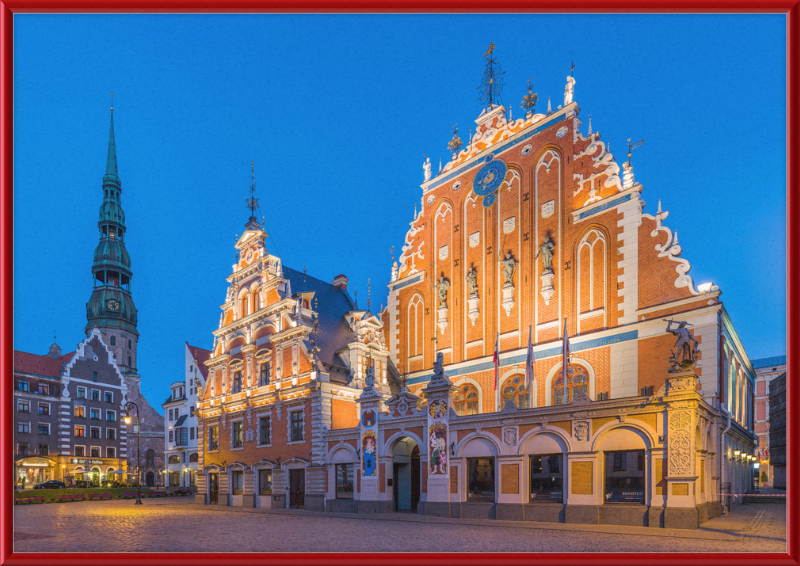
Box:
[472,156,507,208]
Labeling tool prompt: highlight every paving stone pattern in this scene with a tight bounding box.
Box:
[13,499,787,554]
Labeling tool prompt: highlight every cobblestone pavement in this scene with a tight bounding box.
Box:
[13,498,787,554]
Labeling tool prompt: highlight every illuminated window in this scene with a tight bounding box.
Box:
[74,425,85,437]
[232,421,243,448]
[553,364,589,406]
[208,425,219,451]
[454,384,479,416]
[502,375,529,409]
[259,469,273,495]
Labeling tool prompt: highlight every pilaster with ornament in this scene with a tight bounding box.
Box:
[665,370,701,511]
[421,353,457,507]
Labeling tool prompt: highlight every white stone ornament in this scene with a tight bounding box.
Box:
[521,144,533,156]
[541,200,555,218]
[452,181,462,191]
[427,194,435,204]
[503,217,516,234]
[556,126,568,138]
[469,232,480,248]
[438,245,449,260]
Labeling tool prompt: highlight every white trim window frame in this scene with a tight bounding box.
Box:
[106,410,117,422]
[287,406,305,444]
[231,419,244,450]
[106,446,116,458]
[106,427,116,440]
[76,386,87,400]
[74,444,86,457]
[90,445,101,458]
[37,402,51,416]
[91,388,101,402]
[37,422,50,435]
[256,414,272,447]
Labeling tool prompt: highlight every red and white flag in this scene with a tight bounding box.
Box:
[493,332,500,390]
[524,325,534,390]
[561,318,570,405]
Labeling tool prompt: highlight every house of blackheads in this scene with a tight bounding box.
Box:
[188,62,758,530]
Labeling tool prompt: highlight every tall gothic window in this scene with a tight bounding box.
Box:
[454,384,480,416]
[553,364,590,405]
[407,294,424,362]
[502,375,529,409]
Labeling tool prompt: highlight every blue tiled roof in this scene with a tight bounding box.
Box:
[283,266,355,382]
[751,355,786,369]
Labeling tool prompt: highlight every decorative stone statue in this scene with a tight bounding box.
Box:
[433,351,444,379]
[665,319,700,371]
[436,275,450,309]
[466,265,478,297]
[535,237,555,273]
[564,76,575,106]
[499,253,516,286]
[423,157,432,182]
[365,364,375,389]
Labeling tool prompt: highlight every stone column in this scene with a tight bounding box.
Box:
[356,366,383,513]
[421,353,456,517]
[664,371,701,529]
[241,344,255,389]
[218,470,230,506]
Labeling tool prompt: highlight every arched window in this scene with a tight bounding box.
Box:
[502,375,529,409]
[241,293,249,317]
[407,294,424,361]
[145,449,155,467]
[252,287,260,311]
[128,339,132,349]
[553,364,589,405]
[454,384,479,416]
[110,336,116,346]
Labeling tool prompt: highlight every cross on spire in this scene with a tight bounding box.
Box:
[478,43,505,109]
[244,161,261,230]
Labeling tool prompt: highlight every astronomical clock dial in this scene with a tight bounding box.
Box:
[472,159,507,208]
[107,299,121,312]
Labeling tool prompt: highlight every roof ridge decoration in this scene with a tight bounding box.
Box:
[641,201,720,297]
[572,137,626,209]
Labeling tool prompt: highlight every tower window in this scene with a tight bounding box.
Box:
[110,336,116,346]
[128,339,132,349]
[128,356,132,367]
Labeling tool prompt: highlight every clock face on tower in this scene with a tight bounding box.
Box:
[107,299,121,312]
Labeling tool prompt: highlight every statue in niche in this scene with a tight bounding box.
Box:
[535,236,556,273]
[433,351,444,379]
[666,319,700,371]
[499,253,517,287]
[436,275,450,309]
[466,265,478,298]
[423,157,432,182]
[365,364,375,389]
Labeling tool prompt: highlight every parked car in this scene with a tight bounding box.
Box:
[33,480,66,490]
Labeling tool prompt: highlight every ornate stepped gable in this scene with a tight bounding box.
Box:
[384,71,724,413]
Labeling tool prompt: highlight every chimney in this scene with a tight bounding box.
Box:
[332,274,348,291]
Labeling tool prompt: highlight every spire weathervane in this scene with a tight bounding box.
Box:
[479,43,505,109]
[570,60,576,77]
[627,138,645,164]
[367,278,371,312]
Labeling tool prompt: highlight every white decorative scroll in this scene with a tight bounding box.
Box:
[503,217,516,234]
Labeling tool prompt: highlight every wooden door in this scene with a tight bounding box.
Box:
[289,469,305,509]
[209,473,218,504]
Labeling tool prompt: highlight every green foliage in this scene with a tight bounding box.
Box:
[761,471,768,483]
[13,487,159,504]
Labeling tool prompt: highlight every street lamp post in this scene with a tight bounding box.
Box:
[123,401,143,505]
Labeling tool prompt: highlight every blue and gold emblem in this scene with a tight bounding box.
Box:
[473,158,507,207]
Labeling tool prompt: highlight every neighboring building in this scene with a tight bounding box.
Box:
[751,355,786,486]
[194,62,758,529]
[163,343,211,489]
[768,373,786,489]
[14,335,131,486]
[13,108,164,487]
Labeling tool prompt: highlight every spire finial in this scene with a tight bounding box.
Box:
[110,90,113,111]
[104,102,119,180]
[521,77,538,118]
[479,43,505,109]
[627,138,645,164]
[588,115,592,135]
[570,60,576,77]
[367,278,371,312]
[447,123,463,157]
[391,245,394,261]
[303,264,307,282]
[244,161,260,229]
[354,286,358,309]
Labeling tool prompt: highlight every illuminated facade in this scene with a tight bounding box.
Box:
[195,67,758,529]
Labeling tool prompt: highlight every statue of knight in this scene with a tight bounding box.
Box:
[665,319,700,372]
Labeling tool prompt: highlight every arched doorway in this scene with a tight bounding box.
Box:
[146,472,155,487]
[91,466,101,485]
[391,438,420,512]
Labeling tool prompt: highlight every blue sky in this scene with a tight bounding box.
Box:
[13,14,786,410]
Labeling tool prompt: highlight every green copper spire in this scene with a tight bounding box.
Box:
[87,107,138,341]
[104,107,119,180]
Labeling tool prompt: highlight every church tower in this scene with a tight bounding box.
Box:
[85,106,139,376]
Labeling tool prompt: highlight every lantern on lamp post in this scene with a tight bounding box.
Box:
[123,402,143,505]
